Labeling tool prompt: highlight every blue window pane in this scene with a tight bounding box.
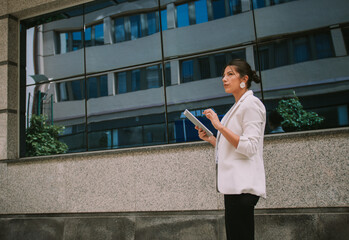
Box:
[315,33,334,59]
[258,47,270,71]
[293,37,310,63]
[252,0,266,9]
[88,77,98,99]
[177,4,189,28]
[147,12,157,35]
[85,27,92,47]
[146,65,160,89]
[99,75,108,97]
[212,0,226,20]
[117,72,127,94]
[94,23,104,45]
[71,80,84,100]
[161,10,167,31]
[182,60,194,83]
[131,69,141,91]
[130,15,141,40]
[195,0,208,24]
[215,53,226,76]
[274,41,288,67]
[72,31,82,51]
[115,18,126,42]
[229,0,242,15]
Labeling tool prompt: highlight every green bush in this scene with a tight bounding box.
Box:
[276,95,324,132]
[26,114,68,156]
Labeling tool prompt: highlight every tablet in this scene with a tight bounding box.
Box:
[183,109,213,137]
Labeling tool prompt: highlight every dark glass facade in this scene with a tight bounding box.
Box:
[20,0,349,156]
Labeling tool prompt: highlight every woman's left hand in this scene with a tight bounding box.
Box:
[203,109,223,131]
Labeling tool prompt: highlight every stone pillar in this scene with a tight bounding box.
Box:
[0,15,19,160]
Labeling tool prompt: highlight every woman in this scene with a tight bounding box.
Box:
[195,59,266,240]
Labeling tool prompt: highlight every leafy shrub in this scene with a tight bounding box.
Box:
[276,95,324,132]
[26,115,68,156]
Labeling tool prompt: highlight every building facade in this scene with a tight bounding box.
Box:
[0,0,348,239]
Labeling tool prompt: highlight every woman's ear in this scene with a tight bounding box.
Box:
[243,75,249,82]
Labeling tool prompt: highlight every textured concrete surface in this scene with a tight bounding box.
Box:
[1,128,348,214]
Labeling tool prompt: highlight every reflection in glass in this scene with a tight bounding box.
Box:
[314,32,334,59]
[72,31,83,51]
[147,12,157,35]
[130,15,142,40]
[255,31,335,71]
[229,0,242,15]
[115,18,126,42]
[293,37,310,63]
[212,0,226,20]
[177,3,190,27]
[116,72,127,94]
[160,9,167,30]
[20,0,349,156]
[195,0,208,24]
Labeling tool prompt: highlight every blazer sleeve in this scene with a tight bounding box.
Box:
[235,99,265,158]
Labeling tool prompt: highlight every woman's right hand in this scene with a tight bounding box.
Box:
[195,126,216,146]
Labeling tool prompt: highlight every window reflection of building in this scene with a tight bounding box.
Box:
[255,30,335,71]
[23,0,349,155]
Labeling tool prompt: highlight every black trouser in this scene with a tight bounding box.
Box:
[224,193,260,240]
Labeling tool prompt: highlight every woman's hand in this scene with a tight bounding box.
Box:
[195,126,216,146]
[203,109,223,131]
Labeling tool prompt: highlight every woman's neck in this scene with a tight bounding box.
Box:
[233,89,248,102]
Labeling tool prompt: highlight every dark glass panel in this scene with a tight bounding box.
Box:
[212,0,226,20]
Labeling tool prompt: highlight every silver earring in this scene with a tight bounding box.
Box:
[240,82,246,89]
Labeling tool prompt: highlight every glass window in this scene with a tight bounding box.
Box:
[195,0,208,24]
[147,12,157,35]
[71,79,85,100]
[215,53,227,76]
[229,0,242,15]
[131,69,141,91]
[130,15,142,40]
[99,75,108,97]
[85,26,92,47]
[87,77,98,99]
[198,57,211,79]
[274,40,289,67]
[211,0,226,20]
[115,18,126,42]
[314,32,334,59]
[72,31,83,51]
[94,23,104,45]
[177,3,190,28]
[293,36,311,63]
[117,126,143,147]
[146,65,160,89]
[181,60,194,83]
[58,82,68,101]
[88,130,111,150]
[252,0,266,9]
[160,9,167,31]
[116,72,127,94]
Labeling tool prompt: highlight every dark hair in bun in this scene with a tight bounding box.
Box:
[226,59,260,89]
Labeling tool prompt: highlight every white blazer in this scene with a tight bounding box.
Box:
[215,90,266,198]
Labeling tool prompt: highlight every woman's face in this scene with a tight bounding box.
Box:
[222,66,245,94]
